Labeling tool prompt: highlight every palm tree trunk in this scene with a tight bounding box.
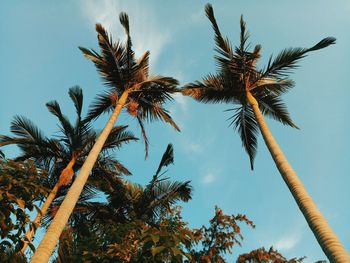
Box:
[20,157,76,254]
[246,91,349,262]
[30,91,129,263]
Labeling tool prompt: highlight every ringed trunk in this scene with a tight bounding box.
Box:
[20,157,77,254]
[246,91,349,262]
[30,91,129,263]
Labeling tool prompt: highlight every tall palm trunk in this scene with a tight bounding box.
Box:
[20,157,76,253]
[30,91,129,263]
[246,91,349,262]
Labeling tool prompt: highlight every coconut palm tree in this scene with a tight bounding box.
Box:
[31,13,179,262]
[0,86,136,254]
[48,144,192,262]
[181,4,348,262]
[47,144,191,226]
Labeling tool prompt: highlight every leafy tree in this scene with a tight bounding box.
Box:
[190,207,255,262]
[237,247,305,263]
[50,144,192,262]
[0,159,48,256]
[32,12,180,262]
[0,86,136,253]
[49,145,257,263]
[181,4,347,261]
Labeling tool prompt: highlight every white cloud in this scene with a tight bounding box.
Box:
[81,0,170,64]
[202,173,216,184]
[274,230,302,252]
[188,142,203,154]
[172,93,188,112]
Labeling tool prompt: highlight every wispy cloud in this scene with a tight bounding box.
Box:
[188,142,203,154]
[202,172,217,184]
[273,227,303,252]
[81,0,170,64]
[275,235,300,251]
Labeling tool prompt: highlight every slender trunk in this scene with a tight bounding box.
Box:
[30,91,129,263]
[246,91,349,262]
[21,158,76,253]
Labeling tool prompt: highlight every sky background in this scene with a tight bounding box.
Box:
[1,1,350,262]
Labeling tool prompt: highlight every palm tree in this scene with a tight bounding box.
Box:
[43,144,191,262]
[31,13,179,262]
[0,86,136,254]
[181,4,348,262]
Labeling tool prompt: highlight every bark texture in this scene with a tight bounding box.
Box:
[247,91,349,263]
[30,91,129,263]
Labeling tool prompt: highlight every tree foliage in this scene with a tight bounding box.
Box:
[237,247,306,263]
[0,159,48,254]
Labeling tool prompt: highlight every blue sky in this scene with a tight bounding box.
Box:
[1,1,350,261]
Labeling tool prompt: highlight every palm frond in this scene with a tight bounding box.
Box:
[10,115,46,143]
[135,51,150,81]
[154,180,192,203]
[257,94,299,129]
[239,15,250,53]
[155,144,174,176]
[251,78,294,96]
[137,102,180,132]
[205,3,233,60]
[95,23,126,90]
[228,105,258,170]
[85,91,114,121]
[263,37,336,78]
[46,101,75,145]
[136,116,149,159]
[119,12,135,80]
[182,75,240,104]
[102,125,138,152]
[68,86,83,118]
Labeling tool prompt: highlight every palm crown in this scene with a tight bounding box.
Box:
[46,144,192,227]
[80,13,180,158]
[0,86,136,187]
[182,4,335,169]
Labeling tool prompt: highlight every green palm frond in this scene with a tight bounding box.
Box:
[155,144,174,176]
[258,94,298,129]
[205,4,233,60]
[68,86,84,117]
[262,37,336,78]
[102,125,138,152]
[95,154,132,176]
[119,12,135,80]
[80,25,126,91]
[136,116,149,159]
[153,180,192,204]
[137,103,180,131]
[85,91,114,122]
[183,74,241,104]
[136,51,150,81]
[0,116,60,167]
[10,115,46,143]
[238,15,249,53]
[250,78,294,96]
[46,100,75,145]
[228,105,258,170]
